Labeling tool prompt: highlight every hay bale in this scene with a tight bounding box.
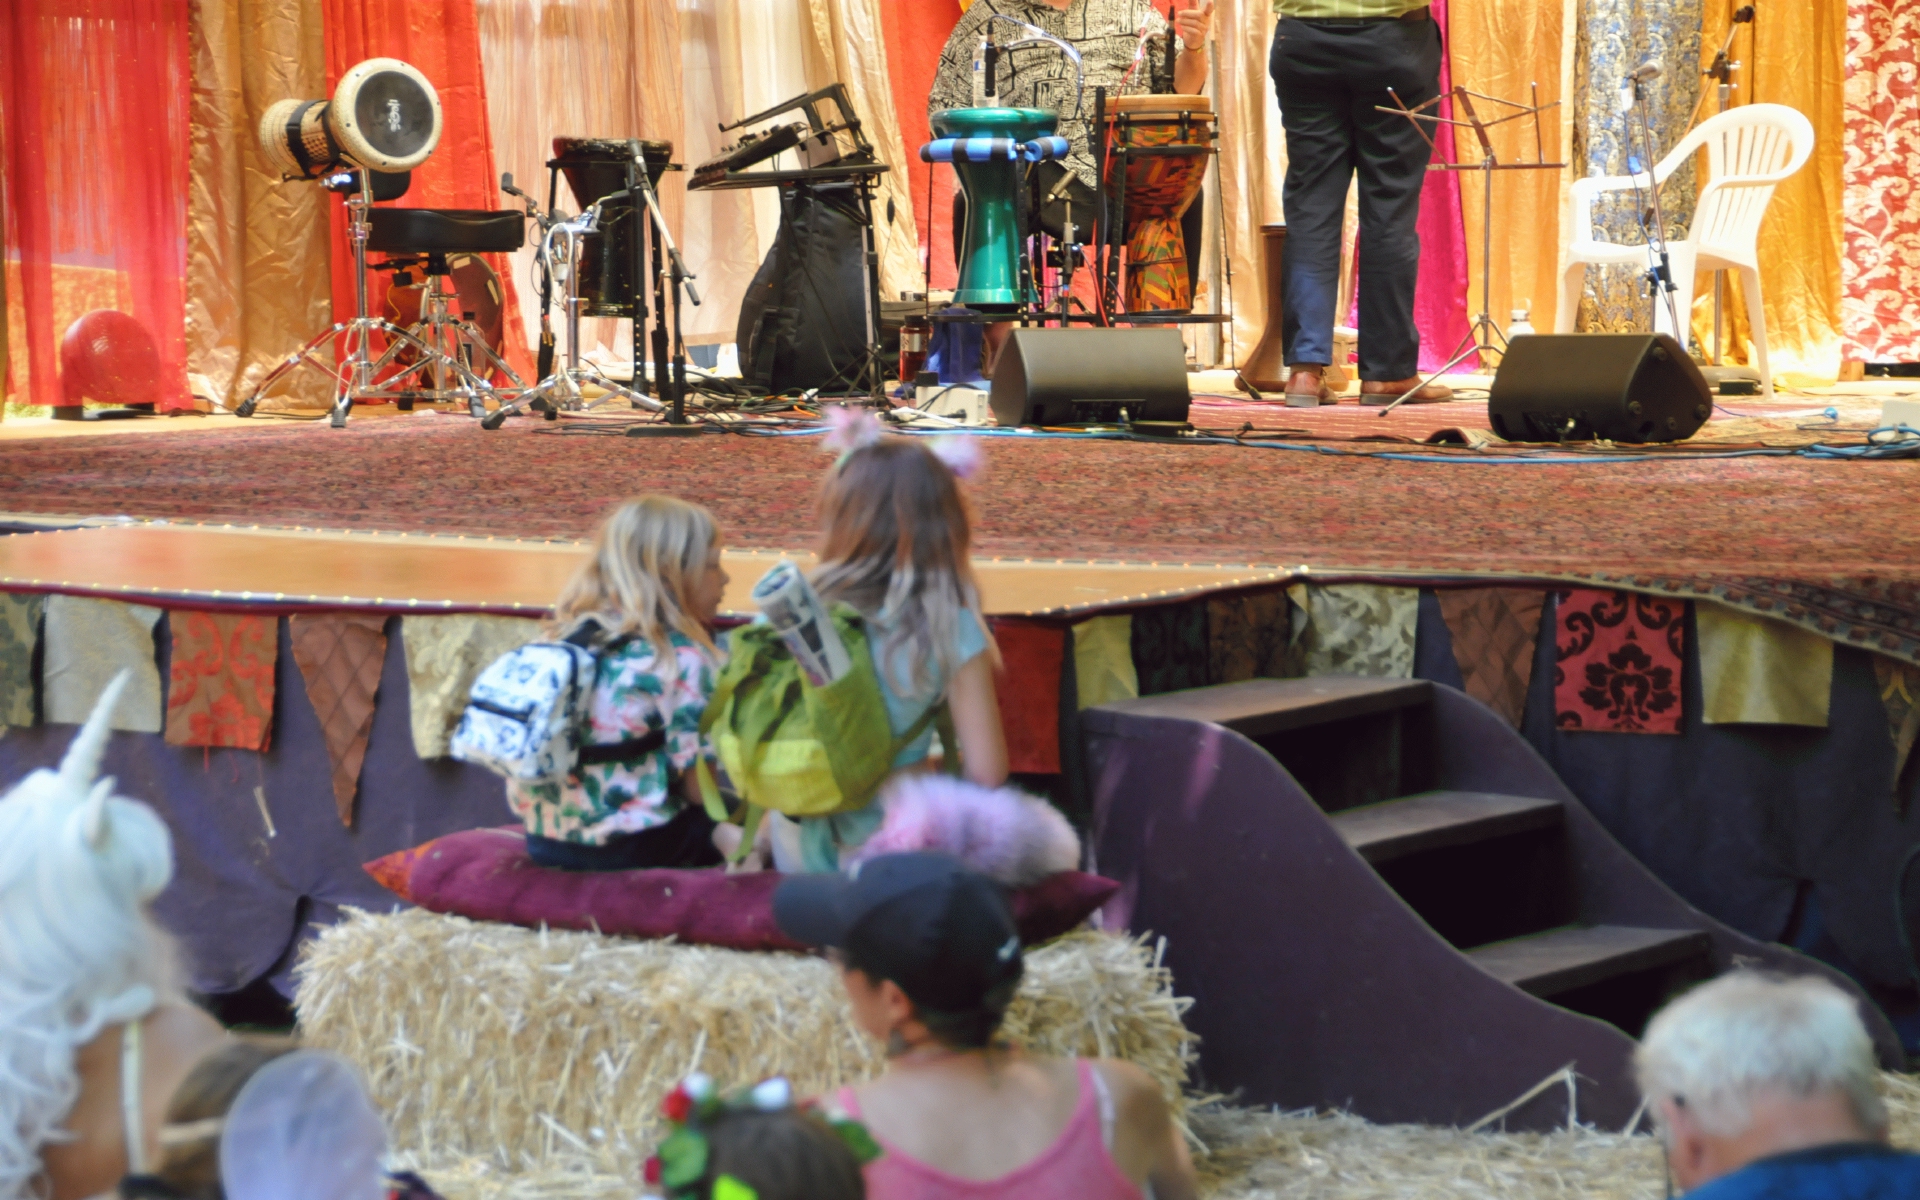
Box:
[294,908,1194,1173]
[1190,1070,1920,1199]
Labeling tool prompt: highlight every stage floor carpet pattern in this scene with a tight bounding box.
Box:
[1,394,1917,654]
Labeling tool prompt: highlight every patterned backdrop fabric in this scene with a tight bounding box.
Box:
[1553,589,1686,734]
[165,611,277,750]
[1569,0,1703,334]
[0,595,42,727]
[1287,583,1418,679]
[291,613,389,825]
[1436,587,1545,728]
[1842,0,1920,362]
[43,597,164,733]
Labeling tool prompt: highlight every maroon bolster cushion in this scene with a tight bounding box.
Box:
[365,827,1119,953]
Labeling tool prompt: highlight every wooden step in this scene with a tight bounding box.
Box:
[1332,791,1564,865]
[1470,925,1712,998]
[1082,677,1430,740]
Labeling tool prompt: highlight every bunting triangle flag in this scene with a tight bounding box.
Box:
[1874,656,1920,814]
[1436,588,1546,727]
[291,614,389,826]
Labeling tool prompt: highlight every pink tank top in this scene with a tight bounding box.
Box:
[838,1060,1146,1200]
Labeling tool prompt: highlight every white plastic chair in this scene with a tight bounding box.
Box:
[1556,103,1814,398]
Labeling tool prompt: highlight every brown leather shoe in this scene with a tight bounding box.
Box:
[1283,365,1334,408]
[1359,376,1453,405]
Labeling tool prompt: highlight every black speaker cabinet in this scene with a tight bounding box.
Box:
[1489,333,1712,443]
[989,328,1191,427]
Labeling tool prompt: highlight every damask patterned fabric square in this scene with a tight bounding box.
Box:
[1553,589,1685,735]
[1843,0,1920,361]
[165,611,277,750]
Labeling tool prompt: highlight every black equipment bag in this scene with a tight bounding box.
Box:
[737,183,870,394]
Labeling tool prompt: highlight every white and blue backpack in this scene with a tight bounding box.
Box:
[451,622,663,783]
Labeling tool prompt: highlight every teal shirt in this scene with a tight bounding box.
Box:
[799,609,990,872]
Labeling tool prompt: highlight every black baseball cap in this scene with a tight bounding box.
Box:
[774,853,1024,1015]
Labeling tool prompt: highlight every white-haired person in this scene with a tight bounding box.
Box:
[1,674,229,1200]
[1636,970,1920,1197]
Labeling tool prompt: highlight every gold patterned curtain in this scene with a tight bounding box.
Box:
[1447,0,1568,336]
[186,0,335,409]
[1690,0,1846,384]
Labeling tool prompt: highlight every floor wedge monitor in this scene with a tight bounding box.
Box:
[1489,332,1712,444]
[990,328,1191,428]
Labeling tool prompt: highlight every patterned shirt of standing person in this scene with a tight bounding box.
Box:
[506,630,718,845]
[929,0,1183,191]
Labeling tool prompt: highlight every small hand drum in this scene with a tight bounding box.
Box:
[929,107,1058,312]
[258,58,442,179]
[1104,95,1213,313]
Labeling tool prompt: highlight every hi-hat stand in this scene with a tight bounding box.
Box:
[237,175,498,428]
[480,195,661,429]
[1373,86,1564,415]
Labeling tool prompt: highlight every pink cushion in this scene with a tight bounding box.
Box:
[364,827,1118,952]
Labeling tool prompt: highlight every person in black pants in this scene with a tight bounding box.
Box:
[1270,6,1452,406]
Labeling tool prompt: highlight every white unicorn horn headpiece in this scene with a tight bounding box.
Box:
[0,670,133,847]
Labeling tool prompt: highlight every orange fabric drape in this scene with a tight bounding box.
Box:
[1446,0,1567,337]
[186,0,335,410]
[322,0,531,379]
[1689,0,1847,385]
[880,0,963,291]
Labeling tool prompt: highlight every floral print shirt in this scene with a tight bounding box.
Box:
[507,631,719,845]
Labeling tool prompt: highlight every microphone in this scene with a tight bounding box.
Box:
[1733,5,1755,23]
[1628,62,1662,82]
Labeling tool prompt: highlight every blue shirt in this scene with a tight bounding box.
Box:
[1685,1143,1920,1200]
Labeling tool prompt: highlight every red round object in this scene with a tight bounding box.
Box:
[59,310,161,409]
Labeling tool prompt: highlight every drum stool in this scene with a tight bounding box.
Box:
[367,208,526,410]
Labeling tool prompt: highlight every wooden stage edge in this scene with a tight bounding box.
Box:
[0,518,1319,619]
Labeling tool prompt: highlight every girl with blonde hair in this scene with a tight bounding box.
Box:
[508,495,733,871]
[777,414,1008,873]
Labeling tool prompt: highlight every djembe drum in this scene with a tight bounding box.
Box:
[551,137,674,318]
[928,107,1059,311]
[1103,95,1215,313]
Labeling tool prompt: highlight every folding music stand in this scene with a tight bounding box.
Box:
[1373,85,1563,415]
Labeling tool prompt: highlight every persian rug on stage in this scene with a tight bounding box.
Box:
[1,417,1917,661]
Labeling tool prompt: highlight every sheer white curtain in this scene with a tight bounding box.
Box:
[677,0,812,343]
[477,0,685,358]
[1212,0,1287,364]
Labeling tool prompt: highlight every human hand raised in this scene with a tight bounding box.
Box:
[1172,0,1213,49]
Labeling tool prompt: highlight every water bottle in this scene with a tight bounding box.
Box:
[1508,307,1536,339]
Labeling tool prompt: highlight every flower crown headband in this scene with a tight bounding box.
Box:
[642,1074,881,1200]
[822,405,985,482]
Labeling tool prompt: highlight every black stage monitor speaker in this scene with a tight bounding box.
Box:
[990,328,1191,428]
[1489,332,1711,443]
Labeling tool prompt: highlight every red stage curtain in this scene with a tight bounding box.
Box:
[879,0,963,291]
[1,0,193,411]
[321,0,532,378]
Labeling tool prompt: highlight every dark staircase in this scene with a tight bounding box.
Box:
[1082,676,1903,1131]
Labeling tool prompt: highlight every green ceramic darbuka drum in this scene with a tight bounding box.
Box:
[932,107,1056,311]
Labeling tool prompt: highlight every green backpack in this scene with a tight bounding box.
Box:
[700,606,947,828]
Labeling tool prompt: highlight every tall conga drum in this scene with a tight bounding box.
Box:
[929,107,1057,311]
[1103,95,1214,313]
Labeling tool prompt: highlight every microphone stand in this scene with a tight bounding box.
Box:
[1628,71,1685,341]
[625,139,705,438]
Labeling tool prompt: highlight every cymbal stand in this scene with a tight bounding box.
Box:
[238,174,494,427]
[1373,85,1564,416]
[480,201,661,430]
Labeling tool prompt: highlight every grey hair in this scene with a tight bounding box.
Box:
[1635,971,1885,1140]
